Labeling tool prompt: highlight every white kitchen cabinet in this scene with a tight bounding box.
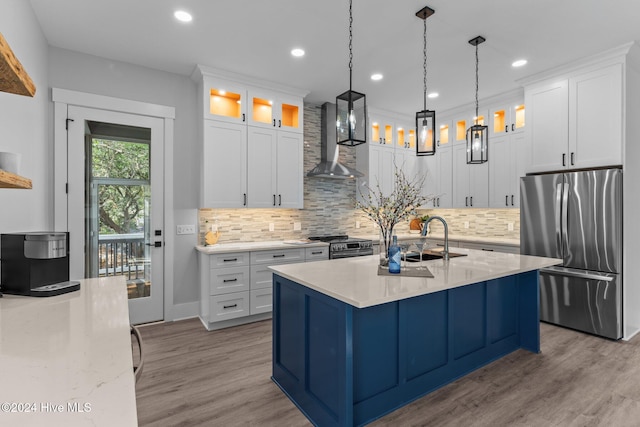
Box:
[452,143,488,208]
[524,62,622,173]
[199,244,327,330]
[202,120,248,208]
[195,66,308,209]
[246,127,303,208]
[202,78,248,124]
[422,144,452,209]
[489,132,526,208]
[247,89,303,134]
[490,102,525,137]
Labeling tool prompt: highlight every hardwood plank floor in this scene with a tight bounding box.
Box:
[135,319,640,426]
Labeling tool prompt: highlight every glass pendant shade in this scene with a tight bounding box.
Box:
[336,89,367,146]
[416,109,436,156]
[466,123,488,164]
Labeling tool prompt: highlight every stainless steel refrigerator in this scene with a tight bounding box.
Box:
[520,168,622,339]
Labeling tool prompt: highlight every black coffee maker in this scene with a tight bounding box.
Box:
[0,232,80,297]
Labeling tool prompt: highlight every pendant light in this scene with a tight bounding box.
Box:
[466,35,488,164]
[415,5,436,156]
[336,0,367,146]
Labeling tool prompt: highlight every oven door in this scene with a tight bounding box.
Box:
[330,248,373,259]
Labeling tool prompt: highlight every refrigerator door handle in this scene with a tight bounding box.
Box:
[540,266,614,282]
[555,183,563,254]
[561,183,569,257]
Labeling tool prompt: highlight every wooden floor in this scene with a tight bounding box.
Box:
[135,318,640,426]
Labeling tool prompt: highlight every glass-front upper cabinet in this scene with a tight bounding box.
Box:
[490,103,525,137]
[248,90,303,133]
[370,114,395,146]
[438,119,451,148]
[205,80,247,124]
[396,123,416,151]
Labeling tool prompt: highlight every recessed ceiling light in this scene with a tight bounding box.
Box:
[371,73,383,81]
[427,92,439,99]
[174,10,193,22]
[512,59,528,68]
[291,48,305,57]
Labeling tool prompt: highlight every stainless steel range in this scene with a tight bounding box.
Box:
[308,235,373,259]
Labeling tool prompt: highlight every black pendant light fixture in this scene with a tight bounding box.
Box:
[336,0,367,147]
[466,35,488,164]
[416,5,436,156]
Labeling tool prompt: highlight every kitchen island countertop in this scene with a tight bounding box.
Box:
[196,240,328,254]
[270,248,560,308]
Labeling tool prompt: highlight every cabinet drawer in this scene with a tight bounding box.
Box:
[305,246,329,260]
[250,265,274,290]
[459,241,520,254]
[209,292,250,322]
[209,251,250,268]
[250,288,272,315]
[251,248,304,265]
[210,266,250,295]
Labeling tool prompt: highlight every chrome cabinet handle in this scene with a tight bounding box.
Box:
[554,183,563,256]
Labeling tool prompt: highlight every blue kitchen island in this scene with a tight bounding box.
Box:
[269,249,560,426]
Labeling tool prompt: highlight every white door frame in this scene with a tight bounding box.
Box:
[52,88,175,323]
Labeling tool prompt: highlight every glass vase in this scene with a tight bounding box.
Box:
[379,227,393,267]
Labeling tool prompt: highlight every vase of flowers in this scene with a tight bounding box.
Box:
[356,166,433,267]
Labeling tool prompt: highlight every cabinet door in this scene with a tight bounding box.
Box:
[202,120,247,208]
[569,63,623,169]
[437,146,453,208]
[511,132,527,207]
[370,114,395,147]
[247,127,277,208]
[247,89,277,129]
[369,145,395,197]
[452,144,470,208]
[422,154,439,207]
[276,131,304,208]
[525,80,569,173]
[277,95,304,134]
[469,161,489,208]
[489,135,511,208]
[203,79,247,124]
[490,103,526,138]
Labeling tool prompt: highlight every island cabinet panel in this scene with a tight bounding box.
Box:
[272,270,540,427]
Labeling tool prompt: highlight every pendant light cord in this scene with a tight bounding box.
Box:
[348,0,353,90]
[423,17,427,110]
[474,42,479,125]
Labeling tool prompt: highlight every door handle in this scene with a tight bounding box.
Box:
[555,183,563,256]
[561,182,569,256]
[146,241,162,247]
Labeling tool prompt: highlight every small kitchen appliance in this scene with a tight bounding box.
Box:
[308,235,373,259]
[0,232,80,297]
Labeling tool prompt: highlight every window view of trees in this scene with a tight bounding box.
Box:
[91,138,150,235]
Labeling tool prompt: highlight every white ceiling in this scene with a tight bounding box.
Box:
[29,0,640,115]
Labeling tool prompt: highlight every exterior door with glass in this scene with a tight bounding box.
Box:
[66,106,164,324]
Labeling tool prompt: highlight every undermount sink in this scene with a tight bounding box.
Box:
[405,250,467,262]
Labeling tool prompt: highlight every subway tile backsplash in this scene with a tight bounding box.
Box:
[199,103,520,243]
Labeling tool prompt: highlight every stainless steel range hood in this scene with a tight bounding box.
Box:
[307,102,364,179]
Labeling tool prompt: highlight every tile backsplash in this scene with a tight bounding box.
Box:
[199,103,520,243]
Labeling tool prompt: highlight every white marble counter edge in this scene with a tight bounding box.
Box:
[270,250,560,308]
[196,240,329,254]
[353,233,520,247]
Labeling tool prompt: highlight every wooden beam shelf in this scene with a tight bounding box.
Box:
[0,169,32,189]
[0,32,36,97]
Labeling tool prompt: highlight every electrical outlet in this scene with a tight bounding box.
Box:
[293,222,301,231]
[356,221,361,229]
[269,223,275,232]
[176,224,196,235]
[507,222,514,231]
[464,221,470,229]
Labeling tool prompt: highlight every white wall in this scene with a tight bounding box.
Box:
[48,47,201,318]
[0,0,50,233]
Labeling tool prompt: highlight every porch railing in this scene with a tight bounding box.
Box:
[97,233,147,280]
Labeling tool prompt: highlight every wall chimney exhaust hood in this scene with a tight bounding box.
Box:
[307,102,364,179]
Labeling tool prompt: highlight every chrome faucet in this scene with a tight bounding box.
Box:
[421,215,449,261]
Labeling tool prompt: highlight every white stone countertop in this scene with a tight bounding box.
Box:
[196,240,329,254]
[269,248,560,308]
[0,277,137,427]
[353,232,520,247]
